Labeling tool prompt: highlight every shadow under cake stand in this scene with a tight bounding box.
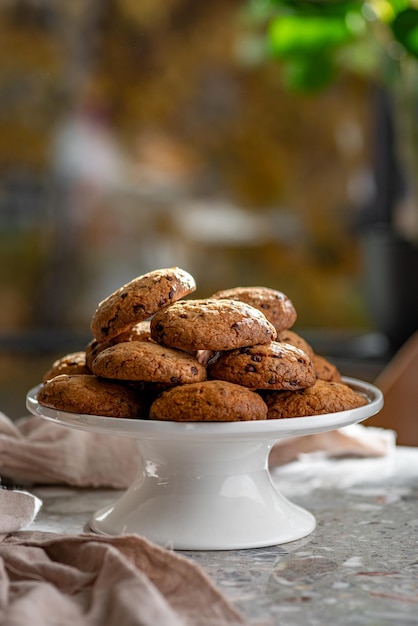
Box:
[26,377,383,550]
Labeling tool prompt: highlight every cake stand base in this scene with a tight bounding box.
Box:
[89,437,316,550]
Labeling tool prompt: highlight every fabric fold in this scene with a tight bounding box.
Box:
[0,413,140,488]
[0,531,248,626]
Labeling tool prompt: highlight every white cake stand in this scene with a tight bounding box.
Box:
[26,377,383,550]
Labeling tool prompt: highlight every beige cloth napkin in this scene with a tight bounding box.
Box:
[0,531,248,626]
[269,423,395,467]
[0,412,140,488]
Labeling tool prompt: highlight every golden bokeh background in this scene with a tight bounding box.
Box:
[0,0,387,417]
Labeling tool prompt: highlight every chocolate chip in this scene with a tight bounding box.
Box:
[245,364,257,372]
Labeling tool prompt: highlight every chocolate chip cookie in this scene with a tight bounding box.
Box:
[276,329,315,360]
[312,353,343,382]
[150,298,277,351]
[207,341,316,390]
[262,379,368,419]
[149,380,268,422]
[91,340,207,385]
[90,267,196,342]
[42,352,91,383]
[211,286,297,332]
[37,374,148,418]
[85,320,153,370]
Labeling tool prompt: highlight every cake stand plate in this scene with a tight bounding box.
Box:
[26,377,383,550]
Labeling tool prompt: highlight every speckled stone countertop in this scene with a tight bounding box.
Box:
[29,446,418,626]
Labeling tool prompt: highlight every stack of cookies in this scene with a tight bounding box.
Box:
[37,266,368,421]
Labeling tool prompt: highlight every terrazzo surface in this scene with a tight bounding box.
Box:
[29,447,418,625]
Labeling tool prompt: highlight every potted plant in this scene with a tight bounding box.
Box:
[243,0,418,351]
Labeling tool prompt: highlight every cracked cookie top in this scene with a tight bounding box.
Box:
[90,267,196,342]
[211,286,297,332]
[91,340,207,385]
[150,298,277,352]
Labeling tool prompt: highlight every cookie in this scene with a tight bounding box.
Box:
[90,267,196,342]
[261,379,368,419]
[91,340,207,385]
[37,374,148,418]
[85,320,153,370]
[276,329,315,360]
[312,353,343,382]
[149,380,268,422]
[207,341,316,390]
[150,298,277,351]
[42,352,91,383]
[211,286,297,332]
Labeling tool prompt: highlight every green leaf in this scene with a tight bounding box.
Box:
[281,54,337,91]
[268,0,365,16]
[386,0,410,16]
[268,14,352,56]
[391,8,418,58]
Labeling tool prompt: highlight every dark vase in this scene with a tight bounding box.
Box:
[362,225,418,352]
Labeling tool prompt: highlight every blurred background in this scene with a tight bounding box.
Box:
[2,0,418,418]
